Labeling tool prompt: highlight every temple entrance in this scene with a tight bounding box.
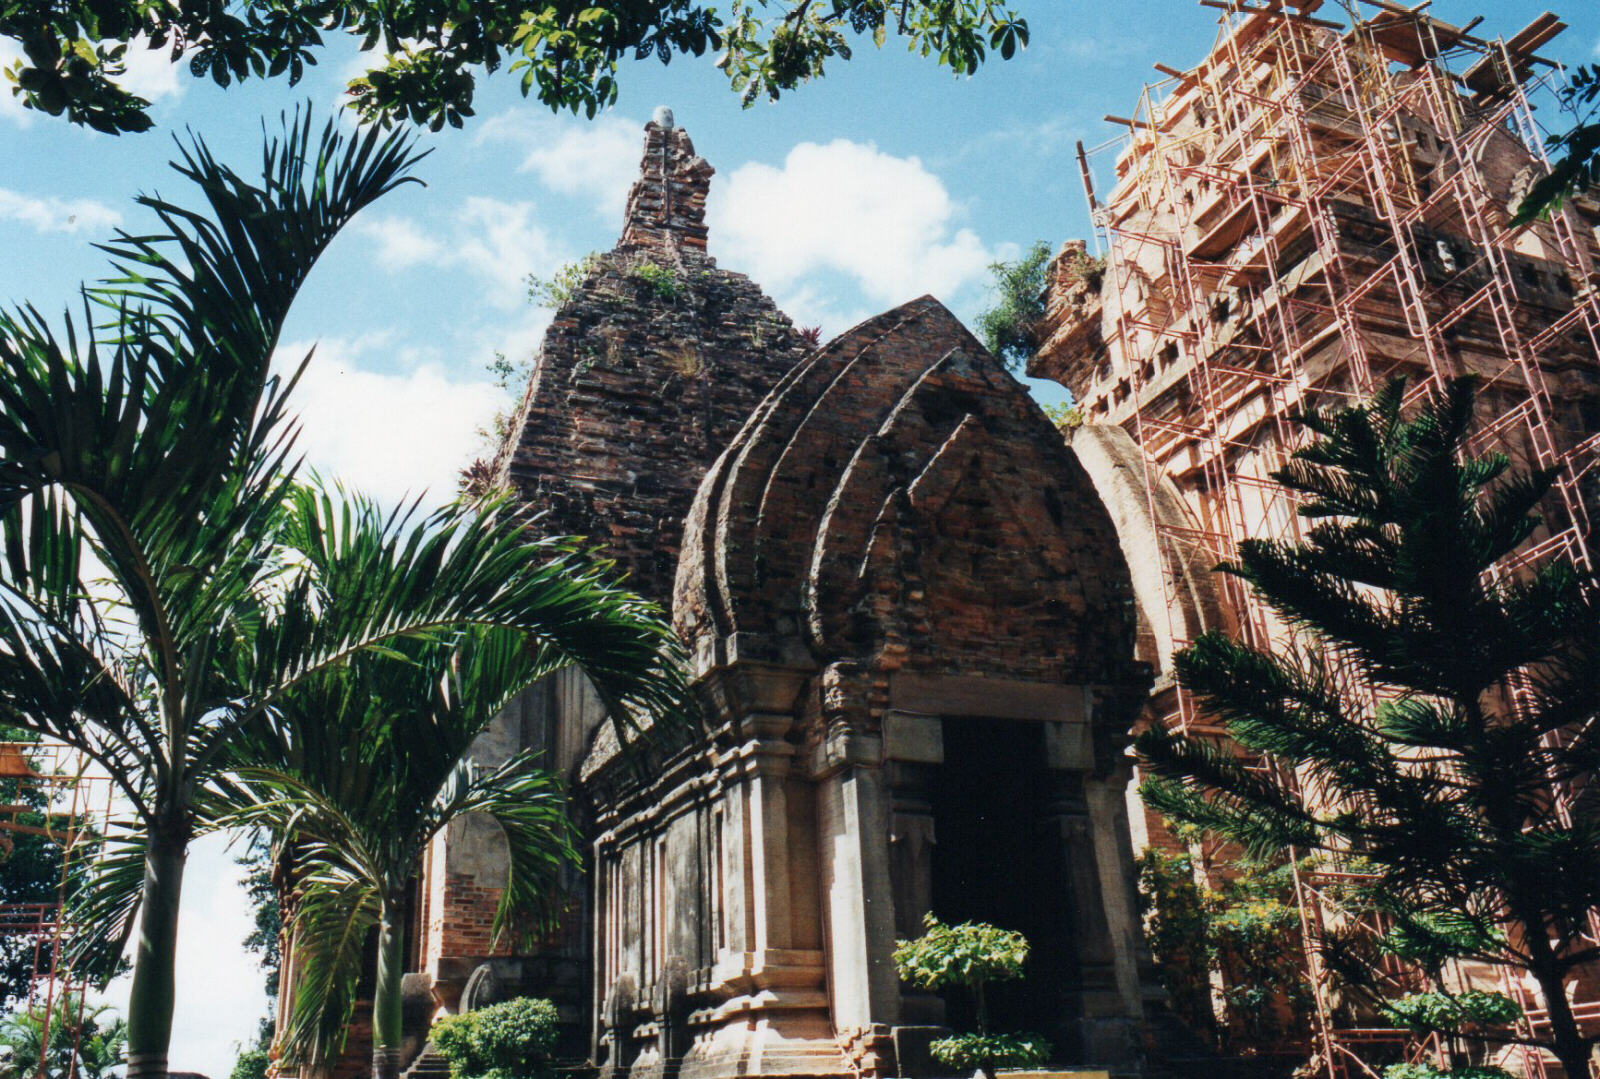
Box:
[929,717,1081,1058]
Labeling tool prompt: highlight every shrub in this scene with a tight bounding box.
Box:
[929,1032,1051,1077]
[229,1047,271,1079]
[526,254,601,310]
[630,261,680,301]
[1040,401,1084,431]
[1383,1065,1513,1079]
[975,240,1052,371]
[893,915,1049,1078]
[430,997,560,1079]
[893,916,1029,1009]
[1382,992,1521,1036]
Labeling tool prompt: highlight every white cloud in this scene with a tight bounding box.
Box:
[357,197,561,309]
[771,285,871,344]
[115,36,184,104]
[484,308,554,371]
[476,109,643,220]
[0,187,123,234]
[358,215,444,269]
[452,197,562,308]
[709,139,996,307]
[276,334,504,505]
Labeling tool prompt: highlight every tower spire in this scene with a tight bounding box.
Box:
[619,108,713,253]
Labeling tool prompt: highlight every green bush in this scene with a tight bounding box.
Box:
[430,997,560,1079]
[1040,401,1084,431]
[892,915,1029,1000]
[526,254,601,310]
[229,1047,271,1079]
[893,914,1046,1077]
[1382,1065,1513,1079]
[930,1032,1051,1075]
[1382,992,1521,1036]
[975,240,1052,371]
[630,262,680,301]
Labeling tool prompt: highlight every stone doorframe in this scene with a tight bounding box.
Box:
[808,669,1152,1077]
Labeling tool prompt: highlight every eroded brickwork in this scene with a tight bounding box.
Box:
[434,873,510,960]
[493,119,807,604]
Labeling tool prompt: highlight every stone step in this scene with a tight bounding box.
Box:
[401,1048,452,1079]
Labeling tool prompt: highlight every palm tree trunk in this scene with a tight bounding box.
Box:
[126,816,189,1079]
[371,892,406,1079]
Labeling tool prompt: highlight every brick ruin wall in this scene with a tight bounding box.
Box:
[493,120,809,605]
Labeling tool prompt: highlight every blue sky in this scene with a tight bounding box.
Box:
[3,1,1598,1074]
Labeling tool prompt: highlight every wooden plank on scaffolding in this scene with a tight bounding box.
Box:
[1462,13,1566,96]
[0,745,33,777]
[1188,198,1258,260]
[1505,11,1564,55]
[1362,9,1470,67]
[1198,0,1344,31]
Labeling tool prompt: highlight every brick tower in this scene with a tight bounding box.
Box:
[491,110,810,604]
[402,113,810,1061]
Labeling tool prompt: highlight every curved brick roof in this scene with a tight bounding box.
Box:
[673,295,1144,690]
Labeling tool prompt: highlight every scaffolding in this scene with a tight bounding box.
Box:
[0,739,115,1078]
[1045,1,1600,1075]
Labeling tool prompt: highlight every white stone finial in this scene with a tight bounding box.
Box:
[652,105,676,130]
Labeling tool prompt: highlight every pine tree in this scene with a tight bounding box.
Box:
[1137,377,1600,1077]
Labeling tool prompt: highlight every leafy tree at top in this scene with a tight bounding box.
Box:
[1,1,1029,134]
[1514,64,1599,225]
[974,240,1052,372]
[1137,377,1600,1078]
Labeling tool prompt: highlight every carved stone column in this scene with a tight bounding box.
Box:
[682,665,841,1079]
[815,723,900,1078]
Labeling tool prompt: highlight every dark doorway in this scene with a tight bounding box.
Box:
[929,717,1080,1057]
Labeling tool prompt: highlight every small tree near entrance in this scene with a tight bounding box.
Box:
[893,915,1051,1079]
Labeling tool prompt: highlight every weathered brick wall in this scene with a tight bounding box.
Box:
[409,115,808,1062]
[434,872,510,959]
[493,118,808,605]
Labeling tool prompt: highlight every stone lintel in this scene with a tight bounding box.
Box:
[888,672,1093,723]
[1044,720,1095,770]
[882,712,943,764]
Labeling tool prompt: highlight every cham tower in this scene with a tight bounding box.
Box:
[357,110,812,1079]
[382,112,1175,1079]
[1033,2,1600,1075]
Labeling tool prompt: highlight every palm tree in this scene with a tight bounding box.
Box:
[219,613,588,1079]
[0,993,126,1079]
[0,117,689,1079]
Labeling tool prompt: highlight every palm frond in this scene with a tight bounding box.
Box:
[61,820,148,983]
[426,753,581,948]
[237,485,691,759]
[277,866,379,1071]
